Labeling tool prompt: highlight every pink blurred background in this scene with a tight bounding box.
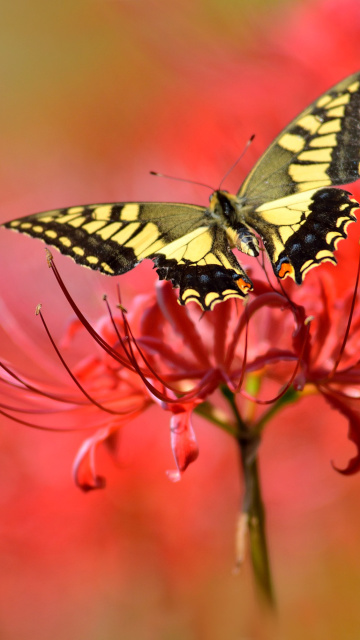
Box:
[1,0,360,638]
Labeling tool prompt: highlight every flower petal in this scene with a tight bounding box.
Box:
[72,428,110,491]
[156,282,211,367]
[168,408,199,480]
[324,393,360,475]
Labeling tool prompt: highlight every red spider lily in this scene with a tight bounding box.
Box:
[2,233,360,500]
[0,271,152,490]
[0,250,313,491]
[287,262,360,476]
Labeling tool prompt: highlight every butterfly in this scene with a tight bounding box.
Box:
[3,73,360,311]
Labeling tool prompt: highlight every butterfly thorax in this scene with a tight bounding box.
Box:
[208,190,260,258]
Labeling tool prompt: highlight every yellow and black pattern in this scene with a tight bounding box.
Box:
[244,187,358,283]
[6,202,205,275]
[239,74,360,203]
[2,72,360,310]
[153,225,253,308]
[5,202,253,310]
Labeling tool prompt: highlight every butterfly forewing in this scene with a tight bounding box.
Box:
[5,202,206,275]
[4,201,251,310]
[239,73,360,205]
[239,73,360,283]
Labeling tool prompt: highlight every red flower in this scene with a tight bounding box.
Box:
[286,263,360,475]
[4,238,360,495]
[0,244,312,490]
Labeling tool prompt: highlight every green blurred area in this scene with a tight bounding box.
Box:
[0,0,288,198]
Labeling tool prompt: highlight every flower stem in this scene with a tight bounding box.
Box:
[238,436,275,607]
[253,387,299,435]
[221,386,275,607]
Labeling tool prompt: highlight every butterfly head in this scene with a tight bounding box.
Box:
[209,189,239,216]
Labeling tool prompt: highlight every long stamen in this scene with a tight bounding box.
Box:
[115,287,212,400]
[102,295,134,365]
[0,399,78,414]
[48,255,212,406]
[256,239,276,291]
[327,244,360,379]
[103,295,151,377]
[276,276,300,320]
[239,321,311,406]
[0,406,96,432]
[119,306,188,403]
[225,292,289,368]
[37,307,134,416]
[120,304,195,393]
[0,403,142,432]
[47,253,135,370]
[232,304,250,393]
[117,302,219,404]
[0,361,87,405]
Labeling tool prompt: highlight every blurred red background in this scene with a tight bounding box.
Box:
[1,0,360,638]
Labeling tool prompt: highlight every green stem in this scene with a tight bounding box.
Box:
[194,401,237,436]
[238,435,275,607]
[221,386,275,607]
[253,387,300,435]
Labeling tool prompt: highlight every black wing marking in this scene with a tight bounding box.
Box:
[3,202,253,310]
[3,202,206,275]
[239,73,360,206]
[244,188,358,283]
[151,225,252,310]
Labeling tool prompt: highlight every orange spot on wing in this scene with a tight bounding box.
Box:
[278,261,295,280]
[237,277,253,294]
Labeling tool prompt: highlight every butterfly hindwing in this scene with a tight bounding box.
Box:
[152,225,252,309]
[243,188,358,283]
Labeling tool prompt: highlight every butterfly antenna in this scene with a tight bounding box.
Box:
[218,134,255,190]
[150,171,214,192]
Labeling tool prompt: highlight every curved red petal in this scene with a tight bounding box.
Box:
[72,429,110,491]
[324,393,360,475]
[169,408,199,476]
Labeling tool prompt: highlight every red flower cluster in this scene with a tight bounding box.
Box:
[2,248,360,491]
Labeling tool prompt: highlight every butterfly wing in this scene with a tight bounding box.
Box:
[239,73,360,281]
[3,202,252,310]
[240,73,360,201]
[152,224,252,309]
[243,187,358,283]
[4,74,360,307]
